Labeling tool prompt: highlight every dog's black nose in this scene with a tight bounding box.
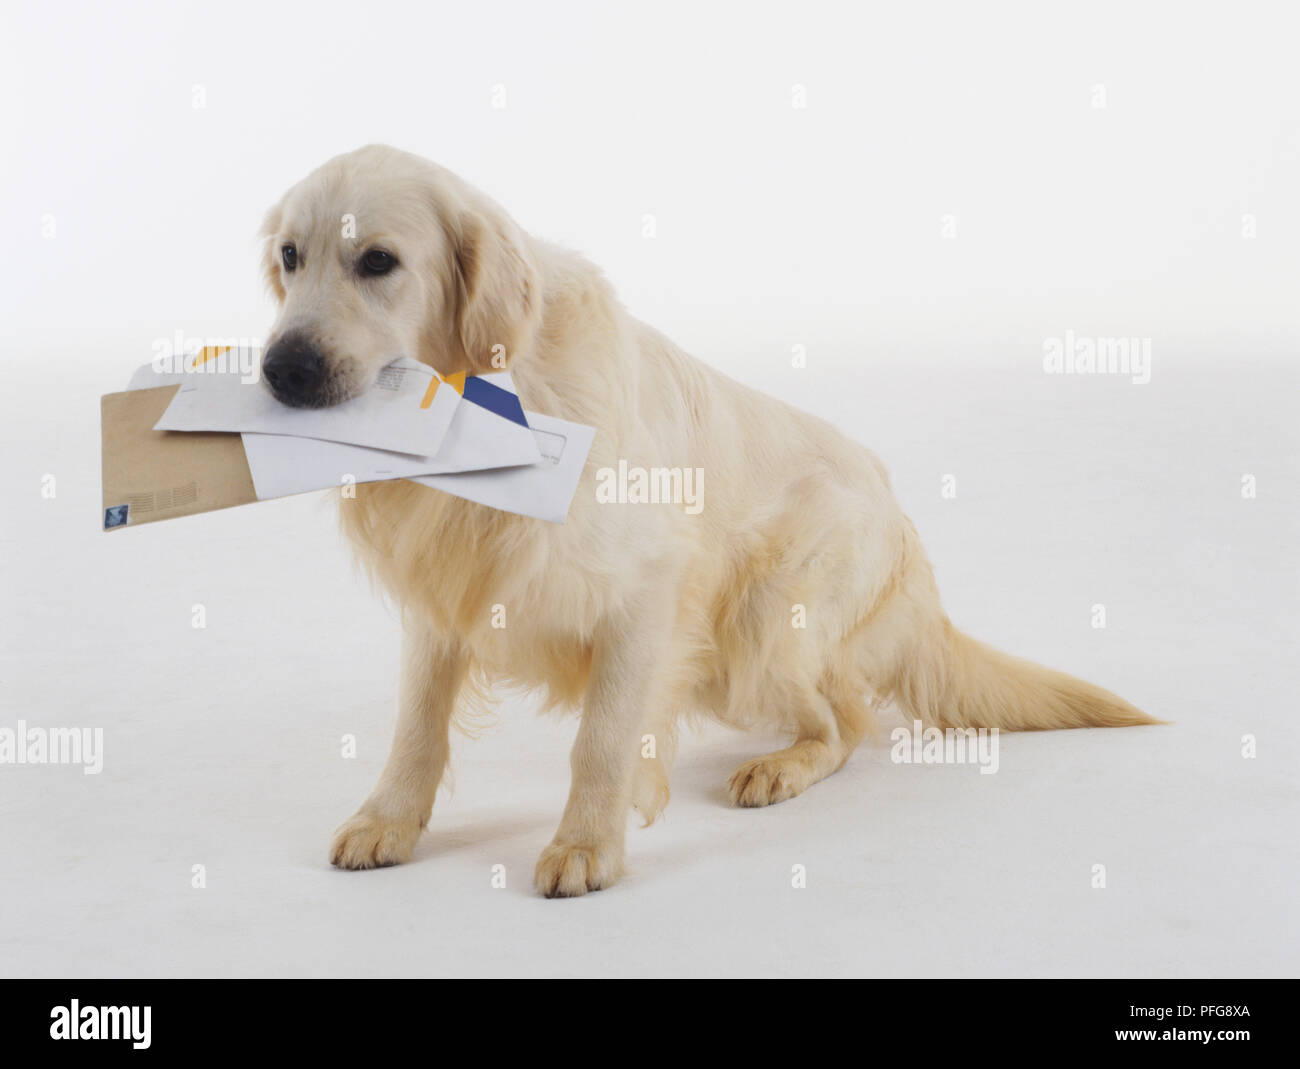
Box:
[262,333,326,406]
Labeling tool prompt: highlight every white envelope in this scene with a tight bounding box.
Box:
[410,414,596,524]
[125,357,596,524]
[239,376,542,499]
[153,355,461,457]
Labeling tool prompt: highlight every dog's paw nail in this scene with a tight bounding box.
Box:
[534,841,622,898]
[329,812,420,870]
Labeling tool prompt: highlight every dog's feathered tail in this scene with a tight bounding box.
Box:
[867,529,1161,733]
[893,621,1159,731]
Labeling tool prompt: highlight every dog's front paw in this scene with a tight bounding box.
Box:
[329,811,421,870]
[534,839,623,898]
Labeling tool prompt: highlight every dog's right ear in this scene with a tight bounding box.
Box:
[259,199,286,303]
[447,201,541,374]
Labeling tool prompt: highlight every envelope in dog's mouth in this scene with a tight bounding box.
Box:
[103,348,594,528]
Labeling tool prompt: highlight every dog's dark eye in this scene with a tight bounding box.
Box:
[361,249,396,276]
[281,244,297,272]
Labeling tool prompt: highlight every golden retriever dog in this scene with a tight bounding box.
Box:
[258,144,1156,897]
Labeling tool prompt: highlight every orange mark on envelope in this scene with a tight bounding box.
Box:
[420,371,465,409]
[190,345,233,369]
[419,376,441,409]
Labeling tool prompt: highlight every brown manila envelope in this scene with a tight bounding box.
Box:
[100,385,256,531]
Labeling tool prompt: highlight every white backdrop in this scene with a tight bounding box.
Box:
[4,0,1298,352]
[0,1,1296,978]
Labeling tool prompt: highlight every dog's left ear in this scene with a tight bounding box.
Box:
[450,205,541,373]
[259,199,286,303]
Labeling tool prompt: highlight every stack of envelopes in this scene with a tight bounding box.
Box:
[101,346,595,531]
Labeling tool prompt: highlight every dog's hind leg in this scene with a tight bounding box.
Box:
[727,689,865,808]
[330,620,466,869]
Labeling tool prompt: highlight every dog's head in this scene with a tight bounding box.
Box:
[258,144,541,408]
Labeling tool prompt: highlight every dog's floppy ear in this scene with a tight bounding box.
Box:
[259,199,286,303]
[449,204,541,373]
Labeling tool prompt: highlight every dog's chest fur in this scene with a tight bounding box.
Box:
[338,479,614,705]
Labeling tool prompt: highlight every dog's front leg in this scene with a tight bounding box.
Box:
[330,621,466,869]
[535,589,674,897]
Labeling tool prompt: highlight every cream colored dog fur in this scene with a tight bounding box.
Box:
[258,145,1155,897]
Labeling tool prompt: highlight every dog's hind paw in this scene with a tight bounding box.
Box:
[727,755,805,807]
[329,811,421,870]
[534,839,623,898]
